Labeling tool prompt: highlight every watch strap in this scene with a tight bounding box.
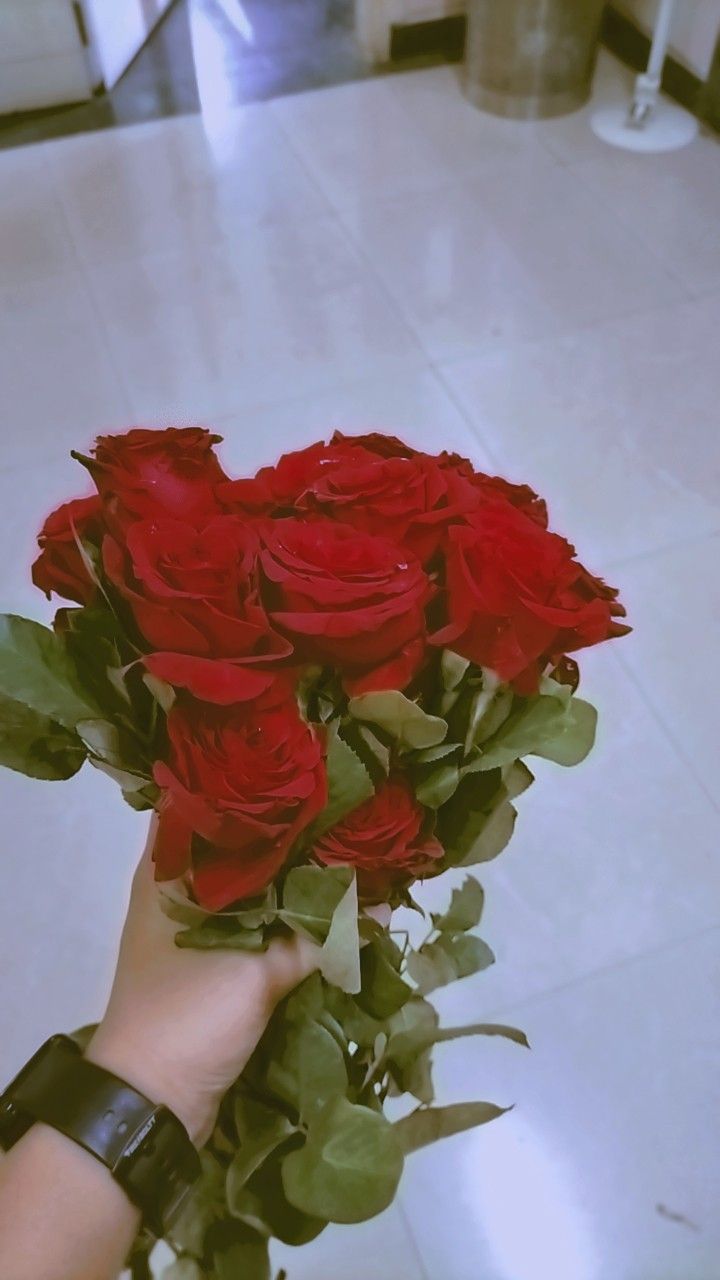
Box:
[0,1035,200,1235]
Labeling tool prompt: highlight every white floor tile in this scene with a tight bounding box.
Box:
[400,929,720,1280]
[0,273,131,467]
[407,649,720,1017]
[614,533,720,812]
[0,144,77,286]
[271,75,455,212]
[85,215,424,420]
[52,106,331,267]
[0,452,96,614]
[0,765,143,1083]
[573,135,720,296]
[272,1204,426,1280]
[439,292,720,566]
[338,153,686,360]
[213,366,493,478]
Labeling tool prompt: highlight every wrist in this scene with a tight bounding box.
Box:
[85,1025,218,1148]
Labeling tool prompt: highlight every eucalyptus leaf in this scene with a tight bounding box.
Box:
[175,920,266,951]
[265,1019,348,1121]
[473,687,597,771]
[0,614,98,728]
[415,762,461,808]
[281,1097,404,1224]
[394,1101,510,1154]
[211,1221,270,1280]
[167,1150,225,1257]
[348,690,447,750]
[357,938,412,1020]
[162,1259,203,1280]
[310,734,374,840]
[388,1019,529,1062]
[432,876,485,933]
[407,934,494,995]
[319,873,361,994]
[240,1153,327,1245]
[280,865,354,944]
[440,649,471,691]
[227,1097,296,1203]
[0,691,86,781]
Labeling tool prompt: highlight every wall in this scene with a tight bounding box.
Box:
[0,0,92,114]
[83,0,174,89]
[615,0,720,78]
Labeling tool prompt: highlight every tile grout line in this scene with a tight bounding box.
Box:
[613,646,720,820]
[477,918,720,1026]
[396,1194,433,1280]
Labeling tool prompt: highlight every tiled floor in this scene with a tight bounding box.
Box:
[1,46,719,1280]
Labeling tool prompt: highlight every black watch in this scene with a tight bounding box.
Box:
[0,1034,201,1237]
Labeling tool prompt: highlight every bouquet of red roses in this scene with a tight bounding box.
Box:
[1,427,628,1279]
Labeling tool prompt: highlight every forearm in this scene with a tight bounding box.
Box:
[0,1122,140,1280]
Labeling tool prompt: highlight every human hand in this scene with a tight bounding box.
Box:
[87,819,319,1146]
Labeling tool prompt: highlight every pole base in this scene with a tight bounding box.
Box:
[590,101,699,152]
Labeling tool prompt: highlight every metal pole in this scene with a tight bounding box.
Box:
[628,0,677,124]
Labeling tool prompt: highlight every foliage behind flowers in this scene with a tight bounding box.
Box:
[0,426,629,1279]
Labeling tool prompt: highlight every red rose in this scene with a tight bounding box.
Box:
[299,451,478,562]
[314,776,443,902]
[259,518,432,694]
[153,699,327,910]
[80,427,226,530]
[103,516,291,704]
[438,452,549,529]
[432,500,629,692]
[32,495,102,605]
[219,438,375,515]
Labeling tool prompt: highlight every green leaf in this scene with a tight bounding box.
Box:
[324,990,385,1049]
[394,1101,510,1154]
[319,873,361,994]
[0,691,86,780]
[175,919,266,951]
[0,614,98,728]
[238,1154,327,1245]
[348,690,448,750]
[415,762,461,808]
[407,934,495,995]
[503,760,535,799]
[167,1150,225,1256]
[388,1018,529,1062]
[227,1097,296,1205]
[280,864,354,944]
[283,972,325,1024]
[472,685,597,771]
[439,775,518,868]
[413,742,461,766]
[282,1097,404,1224]
[265,1019,348,1121]
[310,734,374,840]
[534,697,597,766]
[357,938,412,1020]
[162,1261,203,1280]
[440,649,471,691]
[211,1221,270,1280]
[432,875,485,932]
[142,671,176,712]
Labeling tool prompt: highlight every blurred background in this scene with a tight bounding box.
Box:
[0,1,719,1277]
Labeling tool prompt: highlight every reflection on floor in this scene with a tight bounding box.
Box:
[0,0,379,149]
[1,42,720,1280]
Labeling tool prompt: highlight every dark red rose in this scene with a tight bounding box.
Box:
[153,699,327,910]
[32,495,102,605]
[299,451,478,562]
[438,452,549,529]
[314,776,443,902]
[259,518,432,692]
[330,429,417,458]
[103,516,291,704]
[219,438,375,516]
[80,427,226,530]
[432,500,629,692]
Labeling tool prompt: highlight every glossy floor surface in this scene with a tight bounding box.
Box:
[0,0,385,150]
[1,48,719,1280]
